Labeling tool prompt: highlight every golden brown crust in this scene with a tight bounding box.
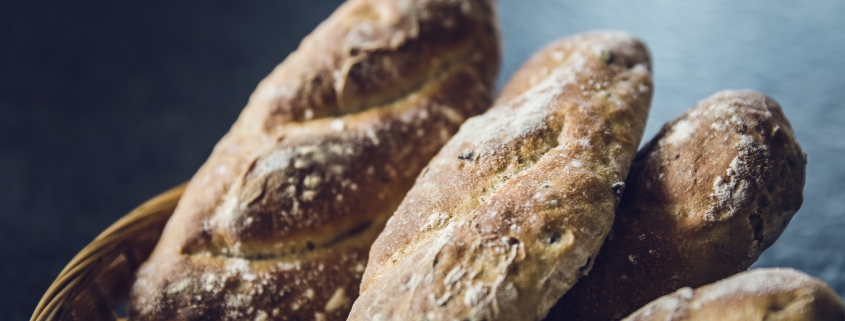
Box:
[547,90,807,321]
[622,268,845,321]
[128,0,500,320]
[348,31,653,321]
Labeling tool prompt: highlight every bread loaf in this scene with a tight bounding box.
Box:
[128,0,500,320]
[547,90,807,320]
[348,31,653,321]
[622,268,845,321]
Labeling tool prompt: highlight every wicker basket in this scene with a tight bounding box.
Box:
[31,183,187,321]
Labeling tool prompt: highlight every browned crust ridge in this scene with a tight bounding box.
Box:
[349,31,653,321]
[129,0,500,320]
[548,90,807,320]
[623,268,845,321]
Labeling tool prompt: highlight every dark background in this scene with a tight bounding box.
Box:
[3,0,844,319]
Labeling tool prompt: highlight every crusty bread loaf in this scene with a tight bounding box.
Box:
[547,90,807,320]
[622,268,845,321]
[128,0,500,320]
[348,31,653,321]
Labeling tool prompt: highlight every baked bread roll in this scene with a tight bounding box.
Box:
[547,90,807,320]
[622,268,845,321]
[128,0,500,320]
[348,31,653,321]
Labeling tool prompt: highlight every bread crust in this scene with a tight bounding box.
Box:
[622,268,845,321]
[547,90,807,320]
[348,31,653,321]
[128,0,500,320]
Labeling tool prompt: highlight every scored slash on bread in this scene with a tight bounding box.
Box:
[547,90,807,320]
[129,0,500,320]
[348,31,654,321]
[622,268,845,321]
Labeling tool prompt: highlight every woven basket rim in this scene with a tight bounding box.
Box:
[31,183,187,321]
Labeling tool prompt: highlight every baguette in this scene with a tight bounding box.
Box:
[547,90,807,320]
[622,268,845,321]
[128,0,500,320]
[348,31,653,321]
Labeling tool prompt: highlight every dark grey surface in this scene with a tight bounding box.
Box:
[2,0,844,319]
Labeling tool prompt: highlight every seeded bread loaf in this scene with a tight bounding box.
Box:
[348,31,653,321]
[547,90,806,320]
[128,0,500,320]
[623,268,845,321]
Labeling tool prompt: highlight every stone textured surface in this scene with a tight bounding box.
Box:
[3,0,845,319]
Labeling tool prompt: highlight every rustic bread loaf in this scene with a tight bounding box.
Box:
[547,90,807,320]
[622,268,845,321]
[348,31,653,321]
[128,0,500,320]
